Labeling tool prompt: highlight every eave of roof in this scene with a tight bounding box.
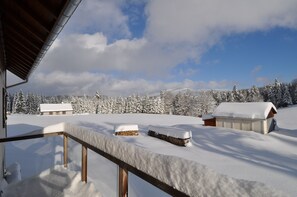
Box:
[0,0,81,80]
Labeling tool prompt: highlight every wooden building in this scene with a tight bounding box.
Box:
[40,103,73,115]
[212,102,277,134]
[202,114,216,126]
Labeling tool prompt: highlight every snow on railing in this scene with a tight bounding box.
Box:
[0,123,285,197]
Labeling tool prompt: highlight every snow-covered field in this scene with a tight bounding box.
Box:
[5,106,297,196]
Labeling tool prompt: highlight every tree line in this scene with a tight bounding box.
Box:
[8,79,297,116]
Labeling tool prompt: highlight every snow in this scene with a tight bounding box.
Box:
[5,110,297,196]
[148,125,192,139]
[40,103,73,112]
[202,113,214,120]
[10,122,285,196]
[5,163,21,184]
[3,165,101,197]
[213,102,277,119]
[114,124,139,132]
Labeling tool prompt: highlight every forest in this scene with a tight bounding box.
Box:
[8,79,297,117]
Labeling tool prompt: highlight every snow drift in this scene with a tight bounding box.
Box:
[18,122,286,197]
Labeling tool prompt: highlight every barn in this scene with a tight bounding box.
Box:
[202,114,216,126]
[40,103,73,115]
[211,102,277,134]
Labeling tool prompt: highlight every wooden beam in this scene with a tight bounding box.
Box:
[7,59,30,74]
[5,25,42,51]
[6,45,36,63]
[7,51,34,67]
[4,14,46,43]
[64,135,68,168]
[81,145,87,182]
[119,167,128,197]
[38,0,68,19]
[3,0,50,33]
[6,36,39,57]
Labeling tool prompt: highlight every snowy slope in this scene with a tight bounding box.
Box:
[5,109,297,196]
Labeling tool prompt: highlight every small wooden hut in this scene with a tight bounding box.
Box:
[40,104,73,115]
[212,102,277,134]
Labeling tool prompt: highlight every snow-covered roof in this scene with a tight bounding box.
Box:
[114,124,139,132]
[148,125,192,139]
[40,103,73,112]
[213,102,277,120]
[202,114,214,120]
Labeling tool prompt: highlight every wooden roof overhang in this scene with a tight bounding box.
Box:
[0,0,81,81]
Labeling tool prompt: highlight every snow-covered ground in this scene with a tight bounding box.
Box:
[5,106,297,196]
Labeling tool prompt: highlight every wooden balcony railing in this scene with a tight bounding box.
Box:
[0,131,189,197]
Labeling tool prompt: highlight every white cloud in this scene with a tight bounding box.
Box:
[12,71,230,96]
[21,0,297,95]
[145,0,297,46]
[64,0,131,39]
[42,33,192,76]
[47,0,297,77]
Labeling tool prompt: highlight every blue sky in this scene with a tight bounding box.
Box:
[9,0,297,96]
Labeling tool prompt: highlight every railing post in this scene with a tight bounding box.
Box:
[82,145,87,182]
[63,135,68,168]
[119,166,128,197]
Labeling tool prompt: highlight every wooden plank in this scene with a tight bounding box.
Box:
[81,145,87,182]
[6,42,36,62]
[5,24,42,51]
[6,36,39,56]
[4,14,46,43]
[64,135,68,168]
[119,167,128,197]
[7,51,34,67]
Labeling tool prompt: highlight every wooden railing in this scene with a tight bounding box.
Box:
[0,132,189,197]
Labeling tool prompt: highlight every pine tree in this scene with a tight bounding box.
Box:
[280,84,292,107]
[160,91,174,114]
[290,79,297,104]
[232,85,245,102]
[15,90,26,114]
[246,85,262,102]
[227,91,235,102]
[25,93,35,114]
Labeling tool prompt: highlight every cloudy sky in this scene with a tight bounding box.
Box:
[9,0,297,96]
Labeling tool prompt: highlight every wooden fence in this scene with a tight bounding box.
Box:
[0,132,189,197]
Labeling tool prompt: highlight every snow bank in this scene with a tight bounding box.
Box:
[114,124,139,136]
[6,121,287,196]
[148,125,192,139]
[213,102,277,119]
[59,123,285,197]
[114,124,139,132]
[5,163,21,184]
